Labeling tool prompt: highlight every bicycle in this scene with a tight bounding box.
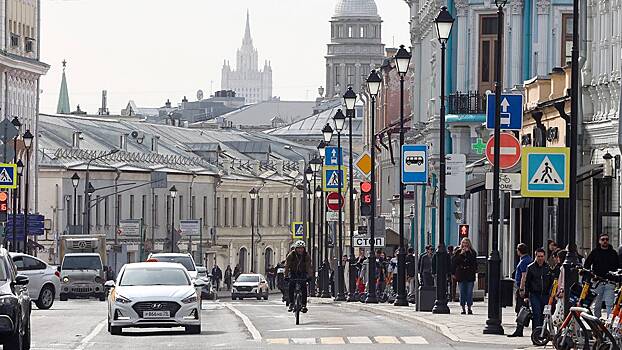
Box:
[532,278,559,346]
[289,278,307,325]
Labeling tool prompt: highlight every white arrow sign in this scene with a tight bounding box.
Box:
[501,98,510,112]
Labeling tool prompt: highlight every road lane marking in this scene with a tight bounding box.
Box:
[347,337,373,344]
[291,338,316,344]
[374,336,401,344]
[74,319,106,350]
[268,327,342,332]
[401,336,429,344]
[224,303,262,342]
[266,338,290,344]
[320,337,345,344]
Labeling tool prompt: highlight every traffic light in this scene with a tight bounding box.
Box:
[0,191,7,222]
[360,181,372,217]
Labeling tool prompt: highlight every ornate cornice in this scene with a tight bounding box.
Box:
[510,0,525,14]
[536,0,551,14]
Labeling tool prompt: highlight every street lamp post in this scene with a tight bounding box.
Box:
[315,184,323,295]
[305,164,313,254]
[83,149,119,234]
[366,69,382,304]
[394,44,412,307]
[320,124,334,298]
[71,173,80,227]
[22,130,33,254]
[333,109,347,301]
[9,116,20,252]
[11,160,23,252]
[169,185,177,253]
[309,158,322,296]
[432,7,454,315]
[343,87,358,302]
[249,188,258,273]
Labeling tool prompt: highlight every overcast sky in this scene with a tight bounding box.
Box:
[40,0,410,114]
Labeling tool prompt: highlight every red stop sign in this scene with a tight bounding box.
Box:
[485,133,521,169]
[326,192,344,211]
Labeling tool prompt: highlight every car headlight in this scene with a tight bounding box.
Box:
[181,294,198,304]
[94,276,103,283]
[115,294,132,304]
[62,276,69,283]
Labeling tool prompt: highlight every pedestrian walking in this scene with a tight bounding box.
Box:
[211,264,223,291]
[224,265,232,291]
[546,240,558,267]
[267,265,276,290]
[508,243,532,338]
[584,233,619,318]
[448,245,457,302]
[233,264,241,280]
[524,248,553,330]
[405,248,416,298]
[452,238,477,314]
[418,245,434,287]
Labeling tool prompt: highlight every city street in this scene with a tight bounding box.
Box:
[26,298,525,350]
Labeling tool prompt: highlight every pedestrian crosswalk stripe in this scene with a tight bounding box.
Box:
[266,338,289,344]
[320,337,345,344]
[374,336,401,344]
[401,336,429,344]
[291,338,316,344]
[347,337,373,344]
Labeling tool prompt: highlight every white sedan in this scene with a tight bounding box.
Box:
[231,274,269,300]
[10,252,60,309]
[106,262,205,335]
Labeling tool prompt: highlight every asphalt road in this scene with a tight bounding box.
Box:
[22,296,524,350]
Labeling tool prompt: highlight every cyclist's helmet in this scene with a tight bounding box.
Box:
[293,240,306,248]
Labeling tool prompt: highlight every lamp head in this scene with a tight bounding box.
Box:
[434,6,455,44]
[169,185,178,198]
[22,129,34,150]
[366,70,382,97]
[71,172,80,188]
[315,185,322,198]
[249,187,258,200]
[322,123,334,143]
[333,109,346,132]
[309,158,322,173]
[343,87,357,111]
[317,141,327,158]
[16,160,23,175]
[394,45,412,75]
[304,165,313,182]
[11,116,21,129]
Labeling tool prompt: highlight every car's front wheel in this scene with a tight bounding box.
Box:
[185,325,201,334]
[35,285,55,309]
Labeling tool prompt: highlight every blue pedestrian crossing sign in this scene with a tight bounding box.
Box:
[324,147,343,166]
[486,94,523,130]
[323,165,348,192]
[402,145,428,184]
[0,163,16,189]
[521,147,569,198]
[291,222,304,239]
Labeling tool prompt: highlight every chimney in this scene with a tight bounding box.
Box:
[72,132,82,149]
[151,136,159,153]
[298,160,305,174]
[165,99,171,108]
[252,160,260,174]
[275,160,284,175]
[222,159,232,175]
[119,134,128,151]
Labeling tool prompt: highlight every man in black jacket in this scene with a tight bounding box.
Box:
[525,248,552,329]
[585,233,619,318]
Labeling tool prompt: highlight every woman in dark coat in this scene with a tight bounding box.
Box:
[452,238,478,314]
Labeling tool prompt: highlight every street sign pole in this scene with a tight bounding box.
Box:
[484,1,505,335]
[335,129,346,302]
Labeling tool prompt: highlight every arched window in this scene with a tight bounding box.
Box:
[239,247,247,273]
[264,247,273,272]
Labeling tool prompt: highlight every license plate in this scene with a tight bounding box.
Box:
[143,311,170,318]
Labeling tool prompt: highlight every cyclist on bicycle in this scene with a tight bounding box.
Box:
[285,240,313,313]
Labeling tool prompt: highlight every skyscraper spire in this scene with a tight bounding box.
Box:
[57,60,70,114]
[243,9,253,46]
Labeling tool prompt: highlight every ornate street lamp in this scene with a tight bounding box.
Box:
[332,109,346,301]
[322,123,334,144]
[71,173,80,226]
[22,130,34,254]
[249,188,258,272]
[343,86,359,302]
[169,185,178,253]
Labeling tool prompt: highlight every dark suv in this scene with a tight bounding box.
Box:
[0,247,31,350]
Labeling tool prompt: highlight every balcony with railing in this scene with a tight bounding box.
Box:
[447,91,486,115]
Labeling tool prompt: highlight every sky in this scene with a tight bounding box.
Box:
[40,0,411,114]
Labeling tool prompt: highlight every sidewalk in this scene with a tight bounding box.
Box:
[310,297,535,348]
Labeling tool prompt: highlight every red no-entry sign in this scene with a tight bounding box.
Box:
[485,133,521,169]
[326,192,344,211]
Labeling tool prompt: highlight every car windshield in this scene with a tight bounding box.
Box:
[119,267,190,286]
[62,256,102,270]
[236,275,259,283]
[150,256,195,271]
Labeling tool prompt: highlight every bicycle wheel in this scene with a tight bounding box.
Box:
[531,326,550,346]
[553,332,575,350]
[295,293,301,325]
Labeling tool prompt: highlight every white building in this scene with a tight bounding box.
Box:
[221,12,273,104]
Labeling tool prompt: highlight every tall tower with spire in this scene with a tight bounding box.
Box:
[57,60,70,114]
[221,11,272,104]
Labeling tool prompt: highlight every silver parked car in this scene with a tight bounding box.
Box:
[231,274,269,300]
[106,262,205,335]
[10,253,60,309]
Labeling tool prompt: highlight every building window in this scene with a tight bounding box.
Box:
[66,196,72,228]
[335,66,342,86]
[77,196,83,225]
[142,195,147,224]
[232,198,238,227]
[154,195,159,227]
[178,195,183,220]
[95,195,101,226]
[10,34,19,48]
[117,195,123,221]
[478,16,500,93]
[203,196,208,227]
[166,195,171,230]
[277,198,282,226]
[224,197,229,227]
[129,195,135,219]
[25,38,33,53]
[216,197,221,227]
[346,65,355,87]
[268,198,274,226]
[104,196,109,226]
[561,15,573,65]
[191,196,196,219]
[284,198,289,225]
[242,198,247,227]
[258,198,264,226]
[292,197,297,221]
[348,26,353,38]
[360,26,365,38]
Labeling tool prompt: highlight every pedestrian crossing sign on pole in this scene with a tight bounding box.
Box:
[521,147,570,198]
[291,222,304,239]
[0,163,16,189]
[322,165,348,192]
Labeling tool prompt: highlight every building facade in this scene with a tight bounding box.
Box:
[221,12,272,104]
[325,0,386,98]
